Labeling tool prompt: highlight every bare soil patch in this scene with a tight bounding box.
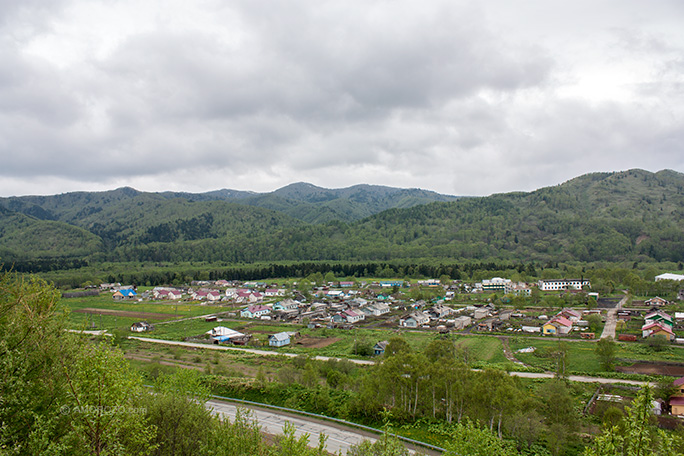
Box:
[616,361,684,377]
[295,337,341,349]
[73,308,173,320]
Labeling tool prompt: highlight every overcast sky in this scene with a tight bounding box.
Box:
[1,0,683,197]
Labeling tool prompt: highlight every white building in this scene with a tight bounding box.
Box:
[537,279,590,291]
[481,277,511,292]
[655,273,684,282]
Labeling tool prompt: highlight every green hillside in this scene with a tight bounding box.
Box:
[1,169,683,265]
[0,208,102,259]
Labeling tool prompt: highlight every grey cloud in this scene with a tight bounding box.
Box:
[0,0,682,197]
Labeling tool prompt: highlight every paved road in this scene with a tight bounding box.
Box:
[600,293,627,339]
[128,336,375,365]
[207,399,437,455]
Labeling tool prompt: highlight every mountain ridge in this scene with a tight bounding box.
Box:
[1,169,683,265]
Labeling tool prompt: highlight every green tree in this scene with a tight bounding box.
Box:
[145,370,213,456]
[444,419,517,456]
[587,314,603,334]
[584,386,683,456]
[385,337,411,357]
[60,340,156,456]
[201,409,265,456]
[596,338,617,371]
[538,379,578,456]
[0,273,74,455]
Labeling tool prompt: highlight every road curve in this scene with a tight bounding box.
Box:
[207,398,439,455]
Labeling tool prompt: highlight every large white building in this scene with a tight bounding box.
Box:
[481,277,511,291]
[655,273,684,282]
[537,279,590,291]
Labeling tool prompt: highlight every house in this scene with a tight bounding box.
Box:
[241,305,270,319]
[645,296,668,307]
[154,288,183,300]
[473,308,489,320]
[341,309,364,323]
[670,377,684,415]
[644,311,674,327]
[192,289,223,301]
[339,281,355,288]
[537,279,590,291]
[400,311,430,327]
[236,290,263,303]
[130,321,151,332]
[273,299,300,312]
[348,297,369,307]
[498,310,514,321]
[361,302,390,317]
[428,304,455,319]
[558,309,583,323]
[374,340,389,356]
[269,332,291,347]
[113,289,137,300]
[380,280,403,288]
[543,316,573,335]
[642,322,675,341]
[452,315,472,330]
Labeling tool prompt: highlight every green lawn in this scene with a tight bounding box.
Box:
[61,292,234,332]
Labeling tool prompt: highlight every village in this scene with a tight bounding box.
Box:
[109,274,684,348]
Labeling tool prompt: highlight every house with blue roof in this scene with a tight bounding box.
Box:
[113,289,137,300]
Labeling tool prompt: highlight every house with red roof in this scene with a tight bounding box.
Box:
[558,309,582,323]
[543,316,573,335]
[241,305,270,319]
[642,322,675,341]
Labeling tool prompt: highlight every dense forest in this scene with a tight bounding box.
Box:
[1,169,684,268]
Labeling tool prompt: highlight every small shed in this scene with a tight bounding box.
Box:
[374,340,389,356]
[130,321,151,332]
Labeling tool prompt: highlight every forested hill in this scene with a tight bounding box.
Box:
[1,169,683,265]
[0,182,458,225]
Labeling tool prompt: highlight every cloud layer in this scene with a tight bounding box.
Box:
[1,0,683,196]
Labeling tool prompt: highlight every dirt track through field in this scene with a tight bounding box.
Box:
[616,362,684,377]
[73,308,174,320]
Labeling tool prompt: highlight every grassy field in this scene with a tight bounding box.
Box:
[508,336,684,374]
[61,291,235,331]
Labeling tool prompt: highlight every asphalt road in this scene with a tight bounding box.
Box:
[207,399,438,455]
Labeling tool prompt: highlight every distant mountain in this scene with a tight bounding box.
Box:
[0,183,458,225]
[0,182,458,260]
[1,170,683,264]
